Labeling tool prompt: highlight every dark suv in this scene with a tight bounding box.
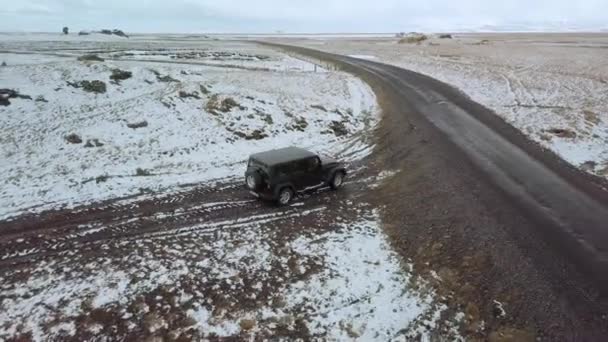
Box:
[245,147,347,205]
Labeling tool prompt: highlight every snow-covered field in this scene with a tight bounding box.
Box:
[0,203,450,340]
[0,36,378,219]
[0,34,467,341]
[275,33,608,180]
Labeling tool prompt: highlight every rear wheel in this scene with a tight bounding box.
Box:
[330,171,345,190]
[277,187,294,206]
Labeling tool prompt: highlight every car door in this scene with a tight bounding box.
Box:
[276,161,305,192]
[301,157,323,190]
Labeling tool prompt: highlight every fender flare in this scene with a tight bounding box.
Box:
[325,167,346,183]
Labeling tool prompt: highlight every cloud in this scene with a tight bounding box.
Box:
[0,0,606,33]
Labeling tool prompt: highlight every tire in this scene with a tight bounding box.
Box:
[277,187,294,206]
[246,172,262,191]
[330,171,345,190]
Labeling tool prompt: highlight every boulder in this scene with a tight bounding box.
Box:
[110,69,132,83]
[112,29,129,38]
[77,54,105,62]
[80,80,107,93]
[398,33,428,44]
[65,133,83,144]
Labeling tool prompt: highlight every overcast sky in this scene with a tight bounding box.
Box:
[1,0,607,33]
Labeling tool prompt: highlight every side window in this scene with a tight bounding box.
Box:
[306,157,320,171]
[276,163,295,176]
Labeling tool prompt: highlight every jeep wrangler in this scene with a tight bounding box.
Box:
[245,147,347,205]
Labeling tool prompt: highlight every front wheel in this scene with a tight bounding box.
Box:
[277,187,294,206]
[330,171,345,190]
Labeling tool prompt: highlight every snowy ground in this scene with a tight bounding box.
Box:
[0,35,378,219]
[0,163,458,341]
[0,207,442,340]
[271,33,608,180]
[0,34,463,341]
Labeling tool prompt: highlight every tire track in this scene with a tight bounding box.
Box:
[0,161,376,267]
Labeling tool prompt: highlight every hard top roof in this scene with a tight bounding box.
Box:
[250,147,316,166]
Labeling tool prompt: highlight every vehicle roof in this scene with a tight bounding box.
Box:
[250,147,316,166]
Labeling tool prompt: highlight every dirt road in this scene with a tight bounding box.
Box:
[263,43,608,340]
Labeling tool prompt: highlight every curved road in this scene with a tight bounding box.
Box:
[264,42,608,338]
[345,54,608,283]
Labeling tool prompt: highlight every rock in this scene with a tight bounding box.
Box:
[158,75,178,83]
[35,95,48,103]
[239,319,256,331]
[291,117,308,131]
[398,33,428,44]
[438,34,453,39]
[546,128,576,139]
[110,69,132,83]
[330,120,349,137]
[271,296,287,309]
[112,29,129,38]
[78,31,90,36]
[178,91,201,99]
[0,94,9,106]
[135,168,151,176]
[1,61,6,67]
[493,300,506,318]
[233,129,268,140]
[262,114,273,125]
[311,104,328,112]
[127,120,148,129]
[80,80,107,94]
[78,54,105,62]
[342,322,362,338]
[63,27,69,35]
[94,175,108,184]
[143,313,165,333]
[0,89,32,106]
[65,133,83,144]
[246,129,268,140]
[199,85,210,95]
[99,29,129,38]
[149,70,179,83]
[84,139,104,148]
[464,302,480,322]
[220,97,239,112]
[583,110,600,125]
[581,161,597,172]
